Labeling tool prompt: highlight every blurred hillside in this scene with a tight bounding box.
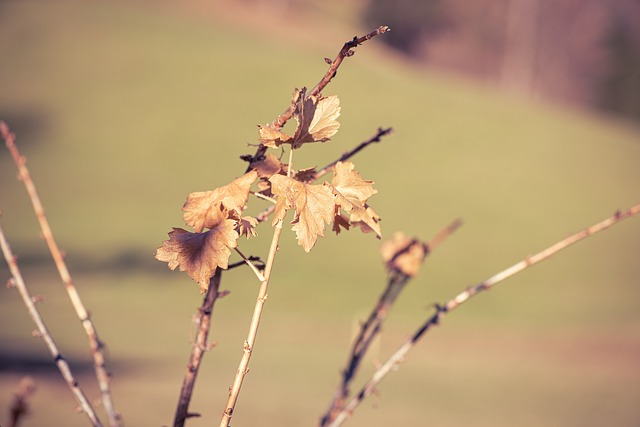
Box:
[201,0,640,123]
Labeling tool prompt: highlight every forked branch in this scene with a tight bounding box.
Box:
[245,26,390,168]
[320,219,462,426]
[0,221,103,427]
[327,204,640,427]
[1,121,122,426]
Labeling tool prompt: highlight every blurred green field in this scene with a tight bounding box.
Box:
[1,1,639,426]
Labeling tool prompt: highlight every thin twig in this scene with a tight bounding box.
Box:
[219,209,287,427]
[320,219,461,426]
[0,221,103,427]
[8,376,36,427]
[234,247,266,282]
[245,26,390,169]
[255,127,394,223]
[173,272,223,427]
[1,121,122,426]
[327,204,640,427]
[315,127,394,180]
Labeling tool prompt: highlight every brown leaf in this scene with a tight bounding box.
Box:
[293,167,317,183]
[258,88,341,149]
[380,232,427,277]
[183,171,258,232]
[270,174,335,252]
[156,223,239,293]
[332,161,377,203]
[292,89,341,148]
[250,153,284,179]
[330,161,381,238]
[258,124,292,148]
[350,205,381,237]
[238,216,258,238]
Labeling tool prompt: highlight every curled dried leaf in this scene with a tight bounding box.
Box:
[257,88,341,149]
[380,232,427,277]
[183,171,258,232]
[330,161,381,238]
[250,153,284,179]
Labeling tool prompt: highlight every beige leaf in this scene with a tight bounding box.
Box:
[270,174,335,252]
[182,170,258,232]
[155,223,239,293]
[330,161,381,238]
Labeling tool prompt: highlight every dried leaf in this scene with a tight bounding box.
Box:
[301,94,340,144]
[294,167,317,183]
[238,216,258,238]
[330,161,381,238]
[258,124,292,148]
[156,223,239,293]
[257,88,341,149]
[380,232,427,277]
[292,89,341,148]
[350,205,381,236]
[251,153,284,179]
[183,171,258,232]
[270,174,335,252]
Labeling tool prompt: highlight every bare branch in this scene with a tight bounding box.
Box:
[0,221,103,427]
[315,127,394,180]
[320,219,461,426]
[1,121,122,426]
[245,26,390,169]
[173,272,223,427]
[327,204,640,427]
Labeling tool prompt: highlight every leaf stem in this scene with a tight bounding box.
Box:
[234,247,266,282]
[219,210,286,427]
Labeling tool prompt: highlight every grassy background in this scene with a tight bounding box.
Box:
[1,1,639,426]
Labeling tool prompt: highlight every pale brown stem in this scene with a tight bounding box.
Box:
[219,210,286,427]
[1,121,122,426]
[328,204,640,427]
[0,221,103,427]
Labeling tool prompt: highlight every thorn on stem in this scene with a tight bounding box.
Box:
[6,278,16,288]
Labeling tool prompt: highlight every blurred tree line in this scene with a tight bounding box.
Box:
[363,0,640,123]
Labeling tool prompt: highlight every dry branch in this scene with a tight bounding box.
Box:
[320,219,461,426]
[245,26,390,169]
[1,121,122,426]
[173,272,223,427]
[327,204,640,427]
[0,221,103,427]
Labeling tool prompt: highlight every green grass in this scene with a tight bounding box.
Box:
[1,1,640,426]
